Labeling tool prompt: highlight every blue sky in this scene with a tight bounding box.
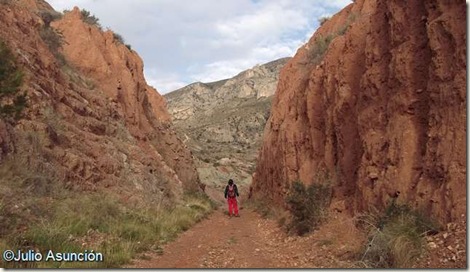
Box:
[47,0,352,94]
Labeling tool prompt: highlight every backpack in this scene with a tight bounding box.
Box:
[227,184,236,198]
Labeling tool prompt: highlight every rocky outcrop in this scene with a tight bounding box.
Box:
[252,0,466,224]
[166,58,289,122]
[0,1,202,204]
[165,58,289,184]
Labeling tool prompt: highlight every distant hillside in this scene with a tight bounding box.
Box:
[164,57,289,188]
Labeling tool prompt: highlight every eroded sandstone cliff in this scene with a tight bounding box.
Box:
[0,2,201,206]
[252,0,466,224]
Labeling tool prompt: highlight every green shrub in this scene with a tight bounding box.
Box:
[285,180,331,236]
[0,41,26,120]
[113,32,125,44]
[357,203,440,268]
[112,32,132,51]
[80,9,101,28]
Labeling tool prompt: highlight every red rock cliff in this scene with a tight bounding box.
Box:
[252,0,466,223]
[52,7,201,192]
[0,1,201,203]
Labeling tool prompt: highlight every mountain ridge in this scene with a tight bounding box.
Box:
[164,57,290,188]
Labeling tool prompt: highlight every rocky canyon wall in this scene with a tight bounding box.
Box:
[252,0,466,223]
[0,1,202,205]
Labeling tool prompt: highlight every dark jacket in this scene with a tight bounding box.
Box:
[224,184,239,199]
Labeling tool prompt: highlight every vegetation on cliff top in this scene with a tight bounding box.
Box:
[80,9,101,29]
[308,13,358,64]
[112,32,132,51]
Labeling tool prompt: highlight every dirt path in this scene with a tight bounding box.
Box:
[128,203,363,269]
[127,198,466,269]
[126,183,466,269]
[129,209,276,268]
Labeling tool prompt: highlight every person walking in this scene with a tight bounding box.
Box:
[224,179,240,217]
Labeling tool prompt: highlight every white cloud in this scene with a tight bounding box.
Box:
[214,4,306,45]
[327,0,354,8]
[190,60,253,83]
[145,70,187,93]
[190,41,303,83]
[47,0,351,93]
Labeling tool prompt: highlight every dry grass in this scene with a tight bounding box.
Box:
[0,150,214,268]
[308,34,335,65]
[356,203,440,268]
[1,189,214,268]
[245,198,277,219]
[308,12,359,64]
